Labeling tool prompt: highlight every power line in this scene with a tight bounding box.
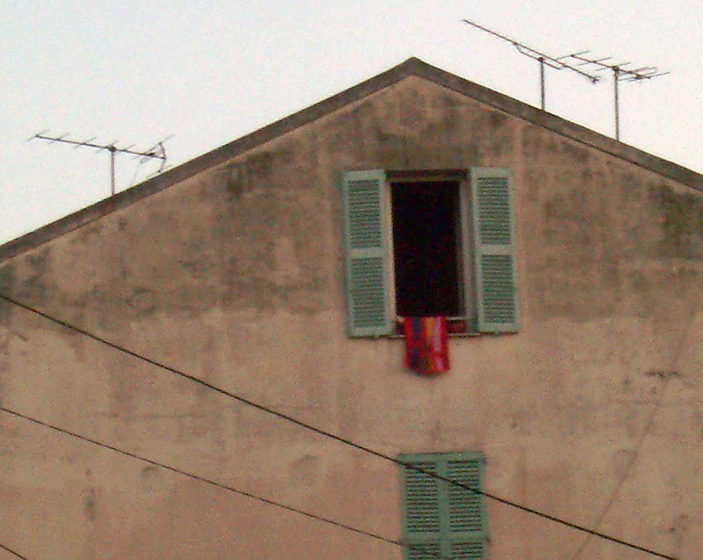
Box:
[0,405,405,553]
[0,542,32,560]
[0,293,678,560]
[0,405,462,560]
[567,248,696,560]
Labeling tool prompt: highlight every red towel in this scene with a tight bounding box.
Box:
[403,317,450,374]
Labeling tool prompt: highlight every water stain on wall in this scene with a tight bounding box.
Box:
[653,184,703,260]
[84,487,97,521]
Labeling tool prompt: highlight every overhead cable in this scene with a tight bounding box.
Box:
[0,404,462,560]
[0,293,678,560]
[0,542,32,560]
[0,406,402,551]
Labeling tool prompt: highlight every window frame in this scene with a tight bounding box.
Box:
[387,170,475,324]
[342,167,518,337]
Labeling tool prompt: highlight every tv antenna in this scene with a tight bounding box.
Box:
[462,18,599,110]
[566,52,669,140]
[30,131,170,196]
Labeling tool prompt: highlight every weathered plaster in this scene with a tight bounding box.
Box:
[0,65,701,559]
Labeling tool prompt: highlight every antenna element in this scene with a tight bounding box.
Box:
[30,132,169,196]
[462,18,599,110]
[566,52,669,140]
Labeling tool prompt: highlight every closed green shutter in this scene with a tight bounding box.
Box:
[446,457,487,559]
[400,452,487,560]
[471,168,519,332]
[342,170,392,337]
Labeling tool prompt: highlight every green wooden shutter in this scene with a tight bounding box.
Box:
[471,168,519,332]
[401,457,443,559]
[446,456,487,559]
[400,452,487,560]
[342,170,392,337]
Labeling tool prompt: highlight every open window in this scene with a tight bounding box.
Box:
[342,168,518,337]
[390,172,469,320]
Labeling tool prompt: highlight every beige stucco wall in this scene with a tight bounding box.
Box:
[1,75,701,560]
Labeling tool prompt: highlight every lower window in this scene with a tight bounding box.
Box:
[399,451,487,560]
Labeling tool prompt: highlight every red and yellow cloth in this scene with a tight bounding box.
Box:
[403,317,450,374]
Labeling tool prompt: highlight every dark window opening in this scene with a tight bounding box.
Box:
[391,181,463,317]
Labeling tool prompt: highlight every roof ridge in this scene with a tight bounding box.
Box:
[1,57,702,262]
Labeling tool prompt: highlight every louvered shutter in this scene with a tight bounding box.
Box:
[400,453,487,560]
[471,168,519,332]
[401,458,443,558]
[446,457,487,559]
[342,170,392,336]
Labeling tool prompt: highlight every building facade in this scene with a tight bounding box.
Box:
[0,58,700,560]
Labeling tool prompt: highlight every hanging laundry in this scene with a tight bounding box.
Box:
[403,316,450,374]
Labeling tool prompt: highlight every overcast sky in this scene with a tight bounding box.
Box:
[3,1,702,244]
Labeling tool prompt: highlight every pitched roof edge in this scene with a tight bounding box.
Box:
[0,59,418,263]
[1,57,702,262]
[413,59,703,190]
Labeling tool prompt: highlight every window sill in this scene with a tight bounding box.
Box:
[390,318,481,338]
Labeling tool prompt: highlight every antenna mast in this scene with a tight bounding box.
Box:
[566,52,669,140]
[30,131,169,196]
[462,18,599,110]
